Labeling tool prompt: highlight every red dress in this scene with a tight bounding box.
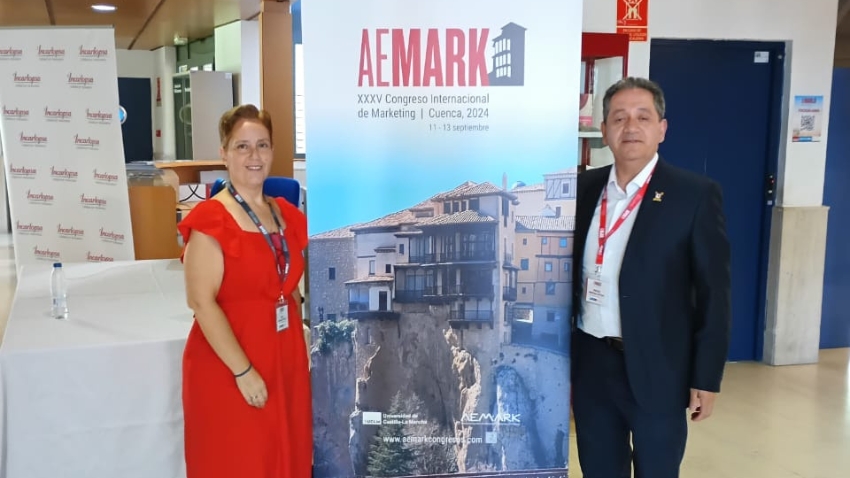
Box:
[177,198,312,478]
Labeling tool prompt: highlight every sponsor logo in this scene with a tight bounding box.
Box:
[38,45,65,60]
[50,166,79,181]
[3,105,30,120]
[86,108,113,123]
[19,132,48,146]
[79,46,108,60]
[27,189,54,204]
[93,169,120,184]
[99,228,125,244]
[80,193,107,209]
[74,134,100,149]
[362,412,383,425]
[57,224,85,239]
[33,245,60,261]
[0,47,23,60]
[68,73,95,88]
[16,220,43,235]
[8,164,36,178]
[86,251,114,262]
[13,72,41,87]
[460,412,522,426]
[44,106,72,122]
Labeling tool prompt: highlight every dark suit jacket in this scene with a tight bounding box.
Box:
[571,158,732,412]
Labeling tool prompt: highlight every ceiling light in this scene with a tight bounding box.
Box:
[91,4,117,12]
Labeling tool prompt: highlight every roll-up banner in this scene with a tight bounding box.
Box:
[302,1,582,475]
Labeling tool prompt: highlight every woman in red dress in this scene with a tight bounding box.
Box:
[178,104,312,477]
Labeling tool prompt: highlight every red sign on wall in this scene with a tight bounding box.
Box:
[617,0,648,42]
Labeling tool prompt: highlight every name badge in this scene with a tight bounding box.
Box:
[276,298,289,332]
[585,276,607,305]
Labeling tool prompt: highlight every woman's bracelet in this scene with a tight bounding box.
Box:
[234,363,252,378]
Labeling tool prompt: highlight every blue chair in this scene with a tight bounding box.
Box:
[210,176,300,208]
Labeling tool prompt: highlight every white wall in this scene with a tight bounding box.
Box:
[214,20,263,108]
[582,0,839,364]
[582,0,838,207]
[215,22,243,104]
[116,49,156,78]
[115,48,177,161]
[116,49,157,160]
[154,47,177,161]
[241,20,262,107]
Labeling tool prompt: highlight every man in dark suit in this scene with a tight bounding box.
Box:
[571,77,731,477]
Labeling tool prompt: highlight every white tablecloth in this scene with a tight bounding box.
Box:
[0,259,193,478]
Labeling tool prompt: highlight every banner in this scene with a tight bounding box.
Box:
[302,1,581,476]
[0,27,135,266]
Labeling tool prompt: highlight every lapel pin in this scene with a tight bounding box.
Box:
[653,191,664,202]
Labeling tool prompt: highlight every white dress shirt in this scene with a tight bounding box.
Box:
[579,154,658,338]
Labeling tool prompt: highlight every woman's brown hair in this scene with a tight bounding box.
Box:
[218,104,274,148]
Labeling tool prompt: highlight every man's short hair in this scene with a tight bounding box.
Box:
[602,77,666,121]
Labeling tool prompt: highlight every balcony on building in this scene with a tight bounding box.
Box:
[345,276,400,321]
[449,309,495,328]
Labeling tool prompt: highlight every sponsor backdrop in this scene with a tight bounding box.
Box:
[0,27,134,266]
[302,0,582,477]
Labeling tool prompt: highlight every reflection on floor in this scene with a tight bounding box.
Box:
[0,232,847,477]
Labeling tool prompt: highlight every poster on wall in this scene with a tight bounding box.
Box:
[301,0,582,476]
[0,27,135,266]
[791,95,824,142]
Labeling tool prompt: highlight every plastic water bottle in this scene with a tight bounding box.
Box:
[50,262,69,320]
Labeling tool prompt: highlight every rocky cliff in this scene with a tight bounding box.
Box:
[311,306,570,477]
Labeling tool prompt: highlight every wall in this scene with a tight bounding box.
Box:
[821,68,850,349]
[115,48,176,161]
[215,22,243,104]
[153,47,177,161]
[213,19,262,108]
[583,0,839,364]
[241,20,262,107]
[584,0,837,207]
[116,49,157,160]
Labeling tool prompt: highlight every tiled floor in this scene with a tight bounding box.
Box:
[0,232,847,477]
[568,347,850,477]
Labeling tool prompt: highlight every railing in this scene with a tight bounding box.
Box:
[394,290,425,302]
[503,286,517,301]
[415,250,497,264]
[408,254,428,264]
[424,284,494,297]
[449,310,494,322]
[504,252,514,265]
[348,302,369,311]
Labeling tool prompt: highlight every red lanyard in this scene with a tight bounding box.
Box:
[596,170,654,271]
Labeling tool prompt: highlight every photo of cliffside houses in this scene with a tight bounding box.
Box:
[308,168,577,478]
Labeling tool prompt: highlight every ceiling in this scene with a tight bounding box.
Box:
[0,0,263,50]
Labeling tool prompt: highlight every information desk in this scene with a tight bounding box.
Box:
[0,260,193,478]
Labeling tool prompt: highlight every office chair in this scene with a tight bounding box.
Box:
[209,176,300,208]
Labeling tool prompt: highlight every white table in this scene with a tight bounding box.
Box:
[0,259,193,478]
